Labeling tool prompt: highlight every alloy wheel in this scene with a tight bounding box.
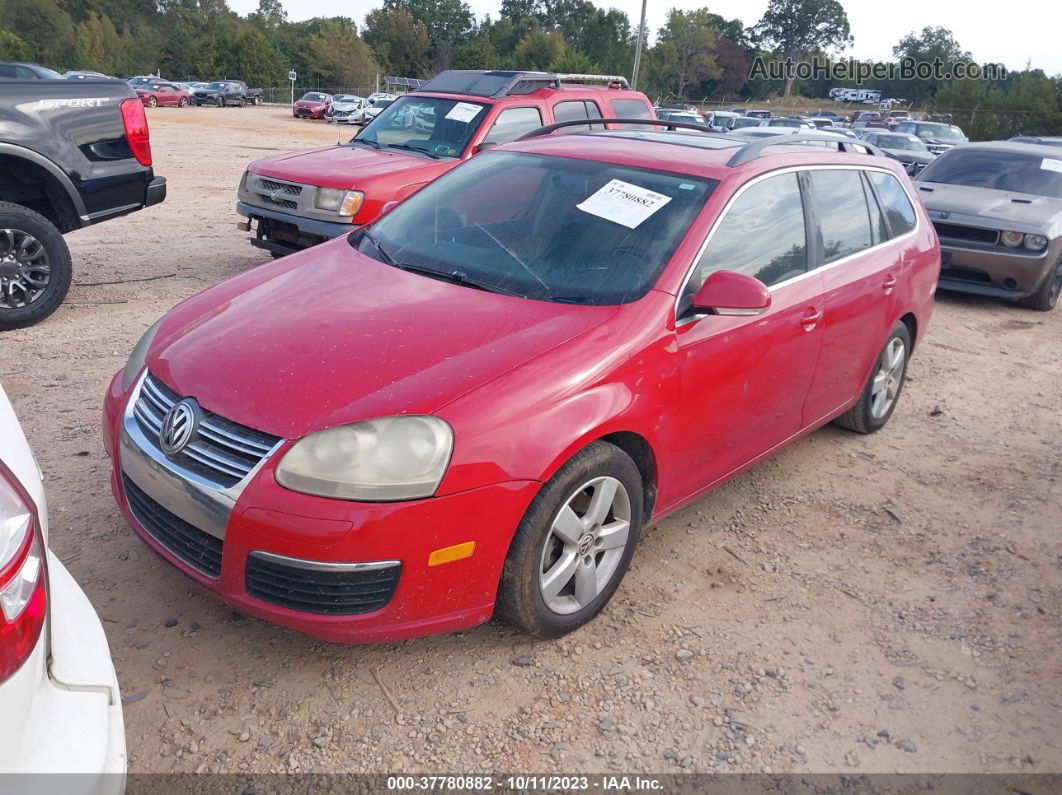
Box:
[538,476,631,615]
[870,337,905,419]
[0,229,50,309]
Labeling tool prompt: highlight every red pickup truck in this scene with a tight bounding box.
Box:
[236,70,655,256]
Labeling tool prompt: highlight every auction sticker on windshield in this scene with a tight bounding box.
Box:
[1041,158,1062,174]
[445,102,482,123]
[576,179,672,229]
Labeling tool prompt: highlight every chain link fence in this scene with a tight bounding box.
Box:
[260,85,388,105]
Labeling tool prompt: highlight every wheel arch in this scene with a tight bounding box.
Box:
[0,147,86,231]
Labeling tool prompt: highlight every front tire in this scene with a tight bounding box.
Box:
[834,321,912,434]
[496,441,643,638]
[1017,262,1061,311]
[217,96,225,108]
[178,97,188,108]
[147,96,157,108]
[0,203,72,331]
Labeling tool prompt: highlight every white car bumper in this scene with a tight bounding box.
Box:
[0,552,125,791]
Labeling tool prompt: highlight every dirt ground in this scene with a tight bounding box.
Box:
[2,106,1060,776]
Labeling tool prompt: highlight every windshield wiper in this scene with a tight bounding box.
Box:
[386,143,442,159]
[349,138,381,149]
[358,228,396,266]
[395,263,525,297]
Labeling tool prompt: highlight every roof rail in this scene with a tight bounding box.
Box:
[726,132,883,166]
[556,73,630,89]
[517,119,886,166]
[417,70,630,99]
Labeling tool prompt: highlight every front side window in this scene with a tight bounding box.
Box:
[867,171,918,235]
[553,100,602,133]
[482,107,544,146]
[808,170,873,263]
[357,96,488,158]
[610,99,653,128]
[357,152,716,306]
[684,172,807,307]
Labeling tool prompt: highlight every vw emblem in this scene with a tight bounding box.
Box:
[159,399,198,456]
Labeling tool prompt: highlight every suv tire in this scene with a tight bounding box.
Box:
[217,96,225,108]
[0,202,72,331]
[496,441,643,638]
[1017,262,1061,311]
[835,321,912,434]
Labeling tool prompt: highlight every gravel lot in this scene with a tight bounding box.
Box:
[2,106,1060,776]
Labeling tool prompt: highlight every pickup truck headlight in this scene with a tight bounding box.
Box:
[275,416,453,501]
[121,318,162,391]
[314,188,364,217]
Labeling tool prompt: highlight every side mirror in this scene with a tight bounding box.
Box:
[378,200,399,217]
[691,270,771,316]
[475,141,498,153]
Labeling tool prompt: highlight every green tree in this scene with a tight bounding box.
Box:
[363,7,431,77]
[305,20,379,89]
[893,26,971,103]
[513,28,566,71]
[0,30,31,60]
[247,0,287,32]
[0,0,76,68]
[753,0,852,96]
[652,9,721,99]
[72,11,123,73]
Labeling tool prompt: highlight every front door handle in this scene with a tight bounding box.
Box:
[800,306,823,332]
[883,274,897,295]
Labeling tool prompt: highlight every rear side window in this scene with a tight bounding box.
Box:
[685,172,807,303]
[807,170,873,263]
[867,171,917,236]
[482,107,543,145]
[610,99,652,127]
[553,100,602,132]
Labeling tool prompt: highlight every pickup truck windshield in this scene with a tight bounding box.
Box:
[354,151,716,305]
[919,149,1062,199]
[355,96,488,159]
[913,123,964,142]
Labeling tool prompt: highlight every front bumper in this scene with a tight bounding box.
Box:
[937,243,1053,299]
[236,200,352,254]
[103,371,540,643]
[0,552,125,787]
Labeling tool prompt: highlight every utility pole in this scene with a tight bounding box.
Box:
[631,0,647,90]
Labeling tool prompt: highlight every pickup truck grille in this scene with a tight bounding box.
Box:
[247,175,306,212]
[133,372,281,487]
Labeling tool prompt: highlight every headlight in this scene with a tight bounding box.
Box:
[314,188,364,217]
[1024,233,1048,251]
[275,416,453,501]
[1001,231,1024,248]
[121,318,162,391]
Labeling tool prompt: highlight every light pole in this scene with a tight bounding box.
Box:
[631,0,647,90]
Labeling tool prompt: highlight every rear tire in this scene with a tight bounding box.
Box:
[217,96,225,108]
[147,96,157,108]
[0,202,72,331]
[1016,262,1061,311]
[496,441,643,638]
[178,97,188,108]
[834,321,912,434]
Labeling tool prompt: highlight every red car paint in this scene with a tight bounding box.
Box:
[292,93,331,119]
[104,135,939,643]
[254,86,655,227]
[136,83,191,108]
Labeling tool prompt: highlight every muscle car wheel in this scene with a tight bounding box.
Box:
[497,441,643,638]
[0,203,72,330]
[1017,262,1061,311]
[147,96,157,108]
[834,321,911,434]
[178,97,188,108]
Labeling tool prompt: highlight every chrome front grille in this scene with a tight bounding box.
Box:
[133,373,281,488]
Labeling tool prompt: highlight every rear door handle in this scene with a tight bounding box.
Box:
[883,274,897,295]
[800,306,822,332]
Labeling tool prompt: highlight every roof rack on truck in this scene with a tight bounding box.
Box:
[417,70,630,99]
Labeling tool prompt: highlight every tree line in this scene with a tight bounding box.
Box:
[0,0,1058,136]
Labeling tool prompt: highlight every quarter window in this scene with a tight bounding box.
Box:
[808,170,873,263]
[482,107,544,145]
[866,171,917,237]
[862,172,889,245]
[684,172,807,306]
[609,99,652,128]
[552,100,602,132]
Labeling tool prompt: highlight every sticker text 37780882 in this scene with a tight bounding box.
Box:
[576,179,672,230]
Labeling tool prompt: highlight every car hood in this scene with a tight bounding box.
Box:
[251,144,445,188]
[195,88,221,94]
[331,102,360,111]
[917,182,1062,229]
[884,149,935,164]
[147,239,616,439]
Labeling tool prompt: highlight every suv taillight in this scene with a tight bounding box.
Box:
[0,462,46,685]
[120,97,152,167]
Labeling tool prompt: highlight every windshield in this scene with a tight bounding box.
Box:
[354,152,716,305]
[914,123,964,142]
[768,119,803,127]
[208,82,227,90]
[876,135,927,152]
[301,93,328,102]
[356,95,488,159]
[731,118,761,129]
[919,149,1062,199]
[333,95,357,103]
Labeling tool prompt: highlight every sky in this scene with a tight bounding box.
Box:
[229,0,1062,76]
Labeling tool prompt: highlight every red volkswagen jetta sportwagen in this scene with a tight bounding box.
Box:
[103,126,939,642]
